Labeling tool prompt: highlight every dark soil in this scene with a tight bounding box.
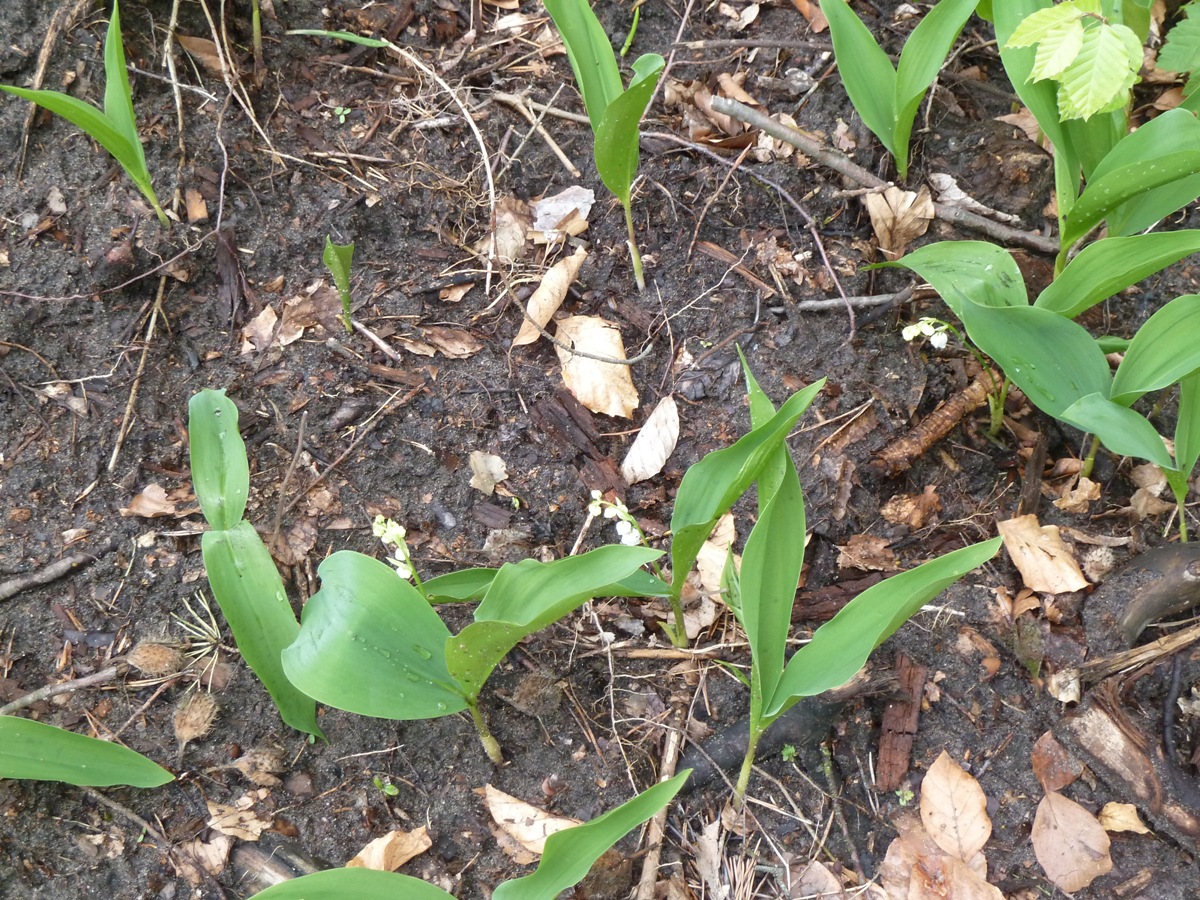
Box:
[1,1,1198,898]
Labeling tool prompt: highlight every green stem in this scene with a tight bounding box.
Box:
[1079,434,1101,479]
[733,721,765,805]
[624,200,646,292]
[662,583,689,648]
[467,700,504,765]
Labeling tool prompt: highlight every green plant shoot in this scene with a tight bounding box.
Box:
[0,716,173,787]
[821,0,979,181]
[542,0,664,290]
[0,0,167,226]
[246,771,688,899]
[322,236,356,332]
[188,390,323,738]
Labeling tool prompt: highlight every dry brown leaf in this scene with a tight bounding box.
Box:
[206,799,271,842]
[491,194,533,262]
[422,325,483,359]
[120,484,184,518]
[695,512,737,598]
[620,395,679,484]
[394,335,438,357]
[185,188,208,223]
[880,485,942,529]
[863,185,935,258]
[347,826,433,870]
[240,305,279,355]
[269,517,317,566]
[791,859,848,897]
[1097,802,1150,834]
[173,833,232,885]
[531,186,594,232]
[484,784,580,854]
[175,34,223,73]
[791,0,828,31]
[878,813,1003,900]
[1031,792,1113,892]
[996,108,1043,144]
[1053,476,1101,513]
[1031,731,1082,793]
[753,113,799,162]
[513,246,588,346]
[928,173,1020,225]
[693,820,724,897]
[837,534,898,571]
[468,451,509,495]
[920,751,992,862]
[997,515,1089,593]
[554,316,639,418]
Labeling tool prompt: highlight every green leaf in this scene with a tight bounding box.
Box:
[820,0,899,160]
[322,236,355,330]
[0,716,173,788]
[1158,5,1200,73]
[594,53,664,206]
[1111,294,1200,404]
[1059,393,1174,467]
[282,551,466,720]
[248,869,454,900]
[1174,370,1200,477]
[1006,0,1091,48]
[737,348,782,512]
[1057,22,1141,120]
[102,0,142,171]
[767,539,1001,716]
[188,389,250,530]
[669,380,824,598]
[1036,232,1200,318]
[422,567,498,601]
[491,771,689,900]
[883,241,1027,312]
[203,522,324,737]
[287,29,391,48]
[1029,18,1084,80]
[542,0,624,129]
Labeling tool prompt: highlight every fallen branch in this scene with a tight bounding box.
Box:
[0,545,111,603]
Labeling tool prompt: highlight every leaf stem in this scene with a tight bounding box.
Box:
[1079,434,1101,479]
[662,583,689,648]
[468,700,504,765]
[733,721,765,805]
[624,200,646,292]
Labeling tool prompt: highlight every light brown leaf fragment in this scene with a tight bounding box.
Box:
[468,451,509,495]
[269,517,318,566]
[484,785,580,855]
[175,34,223,73]
[347,826,433,871]
[173,833,232,885]
[837,534,898,572]
[491,194,533,262]
[791,0,828,31]
[554,316,639,418]
[880,485,942,529]
[997,515,1089,593]
[1031,731,1083,793]
[185,188,209,223]
[1053,476,1101,513]
[878,813,1003,900]
[421,325,483,358]
[531,186,594,232]
[620,395,679,483]
[120,484,182,518]
[239,305,279,355]
[206,799,271,842]
[513,246,588,346]
[920,750,992,862]
[790,859,848,897]
[692,820,725,897]
[1097,802,1150,834]
[695,513,737,598]
[1031,792,1113,892]
[864,185,934,258]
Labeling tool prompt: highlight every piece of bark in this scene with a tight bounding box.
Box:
[868,375,991,478]
[875,653,927,792]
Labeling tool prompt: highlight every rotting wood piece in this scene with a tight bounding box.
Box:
[875,653,927,793]
[868,375,992,477]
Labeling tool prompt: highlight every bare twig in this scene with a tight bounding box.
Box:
[0,545,110,603]
[634,715,685,900]
[0,665,124,716]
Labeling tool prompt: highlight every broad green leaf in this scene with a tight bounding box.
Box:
[820,0,899,159]
[282,551,466,720]
[249,869,454,900]
[1062,150,1200,249]
[739,457,805,713]
[594,53,664,206]
[1158,5,1200,73]
[1006,0,1094,48]
[1036,232,1200,318]
[1057,22,1141,120]
[203,522,324,737]
[0,717,173,788]
[423,567,497,601]
[322,237,355,298]
[737,348,783,512]
[491,771,689,900]
[188,389,249,530]
[956,301,1111,419]
[1060,393,1174,467]
[542,0,624,129]
[884,241,1027,312]
[1029,18,1084,80]
[766,538,1002,716]
[669,380,824,596]
[893,0,979,169]
[102,0,142,174]
[1111,294,1200,404]
[1174,371,1200,477]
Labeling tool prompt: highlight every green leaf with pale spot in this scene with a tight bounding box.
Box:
[1006,0,1093,48]
[1057,22,1141,120]
[1159,5,1200,74]
[1029,18,1084,80]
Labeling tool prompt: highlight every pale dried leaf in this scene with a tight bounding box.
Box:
[532,186,594,231]
[484,785,580,854]
[1053,476,1101,514]
[185,188,208,223]
[469,451,509,495]
[173,833,232,885]
[880,485,942,529]
[878,814,1003,900]
[693,820,726,899]
[422,325,483,359]
[269,517,317,566]
[920,751,991,862]
[120,484,178,518]
[206,800,271,842]
[1031,792,1113,892]
[996,108,1042,144]
[928,173,1021,225]
[491,194,533,262]
[175,34,223,73]
[695,513,737,598]
[621,395,679,483]
[997,515,1089,593]
[1097,802,1150,834]
[791,0,828,31]
[863,186,934,258]
[554,316,639,418]
[347,827,433,871]
[790,859,847,897]
[837,534,898,572]
[239,305,279,355]
[513,246,588,346]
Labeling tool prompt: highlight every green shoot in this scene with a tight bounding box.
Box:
[322,236,356,332]
[0,0,168,226]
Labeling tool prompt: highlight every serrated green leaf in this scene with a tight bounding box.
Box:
[1158,6,1200,74]
[1058,22,1140,120]
[1006,0,1088,48]
[0,717,173,788]
[1029,18,1084,80]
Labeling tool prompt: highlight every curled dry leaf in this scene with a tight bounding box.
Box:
[469,450,509,496]
[878,813,1002,900]
[836,534,898,572]
[620,395,679,484]
[1031,792,1113,892]
[206,799,272,842]
[880,485,942,529]
[347,826,433,871]
[491,194,533,262]
[531,186,594,233]
[1097,802,1150,834]
[554,316,639,419]
[1053,476,1101,514]
[173,833,232,886]
[863,185,935,258]
[997,515,1089,593]
[421,325,483,359]
[483,784,580,855]
[269,517,318,566]
[920,750,992,862]
[695,512,737,598]
[120,483,196,518]
[513,246,588,347]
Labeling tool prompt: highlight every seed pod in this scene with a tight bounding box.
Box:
[126,642,184,677]
[174,692,219,761]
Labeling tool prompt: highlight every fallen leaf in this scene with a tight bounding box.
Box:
[513,246,587,346]
[863,185,935,258]
[920,751,992,862]
[695,513,737,598]
[837,534,898,571]
[997,515,1089,593]
[185,188,208,223]
[469,451,509,495]
[928,173,1021,225]
[173,833,232,885]
[421,325,483,358]
[554,316,639,418]
[268,517,318,566]
[620,396,679,484]
[175,34,223,73]
[347,827,433,870]
[693,820,725,899]
[206,800,271,842]
[531,186,594,232]
[239,305,279,355]
[1053,476,1101,513]
[483,785,580,854]
[1097,802,1150,834]
[1031,731,1082,793]
[791,0,828,31]
[878,813,1002,900]
[790,859,847,897]
[880,485,942,529]
[1031,792,1113,892]
[120,483,197,518]
[491,194,533,262]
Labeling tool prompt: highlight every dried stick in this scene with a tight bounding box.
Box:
[493,90,581,178]
[0,665,124,716]
[0,545,110,603]
[634,716,685,900]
